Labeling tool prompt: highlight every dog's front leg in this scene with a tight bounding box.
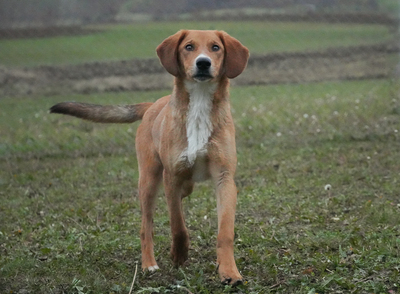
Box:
[214,173,243,285]
[163,171,193,267]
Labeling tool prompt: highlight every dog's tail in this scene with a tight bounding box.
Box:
[49,102,153,123]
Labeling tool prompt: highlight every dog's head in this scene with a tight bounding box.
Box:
[156,30,249,82]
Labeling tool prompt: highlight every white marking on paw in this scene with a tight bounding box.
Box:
[148,265,159,272]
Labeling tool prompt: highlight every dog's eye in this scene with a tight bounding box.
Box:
[185,44,194,51]
[212,45,220,51]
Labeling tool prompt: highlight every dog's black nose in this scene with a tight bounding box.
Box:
[196,58,211,70]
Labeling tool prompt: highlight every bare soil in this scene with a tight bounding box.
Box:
[0,42,399,98]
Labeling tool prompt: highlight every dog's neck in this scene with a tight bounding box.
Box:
[183,80,216,165]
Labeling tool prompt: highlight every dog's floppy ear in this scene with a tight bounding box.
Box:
[218,31,249,79]
[156,30,188,77]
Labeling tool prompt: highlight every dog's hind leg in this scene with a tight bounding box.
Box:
[163,172,193,267]
[137,149,163,271]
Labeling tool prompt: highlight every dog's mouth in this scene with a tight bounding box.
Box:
[193,72,213,82]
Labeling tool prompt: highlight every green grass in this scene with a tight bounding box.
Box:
[380,0,400,13]
[1,79,400,293]
[0,21,394,67]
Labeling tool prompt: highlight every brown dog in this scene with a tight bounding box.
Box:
[50,30,249,285]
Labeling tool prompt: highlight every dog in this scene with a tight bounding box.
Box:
[50,30,249,285]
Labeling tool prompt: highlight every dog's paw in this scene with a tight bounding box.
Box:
[170,232,189,267]
[142,261,160,272]
[171,247,188,267]
[147,265,160,272]
[218,264,243,286]
[221,276,243,286]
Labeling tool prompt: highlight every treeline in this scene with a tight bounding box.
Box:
[0,0,388,28]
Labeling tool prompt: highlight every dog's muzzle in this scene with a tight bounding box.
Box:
[194,56,213,81]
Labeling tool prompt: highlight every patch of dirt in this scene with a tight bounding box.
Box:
[237,42,399,86]
[0,42,399,97]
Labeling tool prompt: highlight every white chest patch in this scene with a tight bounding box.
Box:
[184,81,216,166]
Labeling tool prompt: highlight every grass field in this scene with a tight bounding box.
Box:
[1,78,400,293]
[0,21,395,67]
